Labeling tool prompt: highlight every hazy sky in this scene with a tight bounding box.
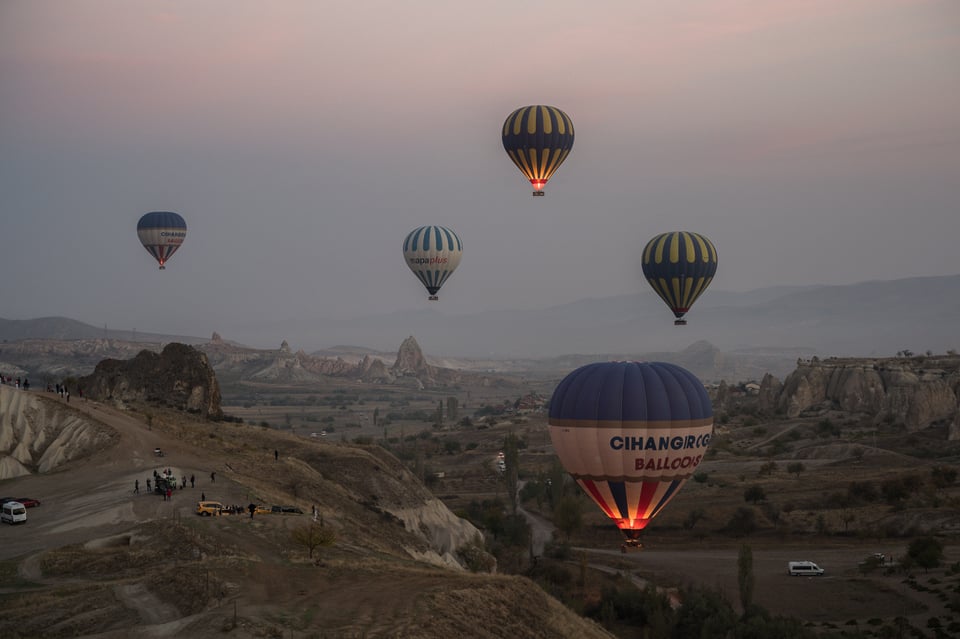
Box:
[2,1,959,350]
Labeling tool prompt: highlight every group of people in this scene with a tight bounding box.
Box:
[0,374,82,401]
[136,469,200,499]
[48,382,79,401]
[0,375,29,390]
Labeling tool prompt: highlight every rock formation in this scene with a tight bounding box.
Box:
[0,385,117,479]
[392,336,432,378]
[79,343,223,418]
[765,355,960,438]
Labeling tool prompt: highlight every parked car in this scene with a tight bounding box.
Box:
[14,498,41,508]
[1,501,27,524]
[196,501,225,516]
[254,505,272,515]
[271,505,304,514]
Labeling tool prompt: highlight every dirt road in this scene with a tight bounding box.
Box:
[0,394,254,561]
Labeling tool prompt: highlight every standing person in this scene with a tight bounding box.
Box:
[146,478,151,492]
[201,492,206,501]
[166,487,172,501]
[274,449,279,462]
[134,479,139,494]
[190,474,195,488]
[182,476,187,489]
[248,503,256,518]
[210,471,216,483]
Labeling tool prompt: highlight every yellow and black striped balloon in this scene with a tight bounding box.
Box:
[502,105,574,195]
[641,232,718,324]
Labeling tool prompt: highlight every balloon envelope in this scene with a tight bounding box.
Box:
[502,105,574,195]
[641,231,717,324]
[548,361,713,537]
[402,225,463,300]
[137,211,187,269]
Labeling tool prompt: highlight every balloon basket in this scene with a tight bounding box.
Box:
[428,295,439,301]
[532,191,545,197]
[674,319,687,326]
[620,539,644,553]
[159,266,166,270]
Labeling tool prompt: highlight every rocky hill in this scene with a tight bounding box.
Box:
[79,343,223,419]
[757,354,960,439]
[0,384,613,638]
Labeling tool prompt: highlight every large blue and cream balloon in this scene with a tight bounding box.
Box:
[641,231,717,325]
[549,361,713,539]
[137,211,187,270]
[402,225,463,301]
[502,105,574,196]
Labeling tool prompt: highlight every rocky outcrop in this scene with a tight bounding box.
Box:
[393,336,431,378]
[359,355,393,382]
[79,343,223,418]
[0,385,117,479]
[390,336,463,388]
[771,355,960,437]
[757,373,782,414]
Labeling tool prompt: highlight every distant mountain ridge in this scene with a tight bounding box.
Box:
[0,317,206,345]
[218,274,960,359]
[3,274,958,366]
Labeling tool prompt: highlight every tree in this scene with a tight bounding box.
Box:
[906,537,944,572]
[553,494,583,540]
[786,462,805,479]
[290,522,336,559]
[725,507,757,537]
[738,544,754,615]
[682,508,706,530]
[503,432,521,513]
[744,485,766,504]
[931,466,958,489]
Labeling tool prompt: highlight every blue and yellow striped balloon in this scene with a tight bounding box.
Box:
[502,105,574,196]
[641,232,717,324]
[403,226,463,301]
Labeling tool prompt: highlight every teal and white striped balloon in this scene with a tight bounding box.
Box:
[402,226,463,301]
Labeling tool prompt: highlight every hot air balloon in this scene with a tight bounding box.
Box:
[403,225,462,300]
[548,361,713,550]
[137,211,187,270]
[502,105,574,196]
[641,231,717,325]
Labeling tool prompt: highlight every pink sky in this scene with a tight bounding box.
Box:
[1,0,958,344]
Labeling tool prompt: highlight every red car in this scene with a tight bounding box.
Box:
[14,498,41,508]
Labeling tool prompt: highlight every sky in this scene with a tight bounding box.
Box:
[2,0,959,351]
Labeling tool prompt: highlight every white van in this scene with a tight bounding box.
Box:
[1,501,27,525]
[788,561,824,576]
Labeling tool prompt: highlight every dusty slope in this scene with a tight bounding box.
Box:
[0,387,612,639]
